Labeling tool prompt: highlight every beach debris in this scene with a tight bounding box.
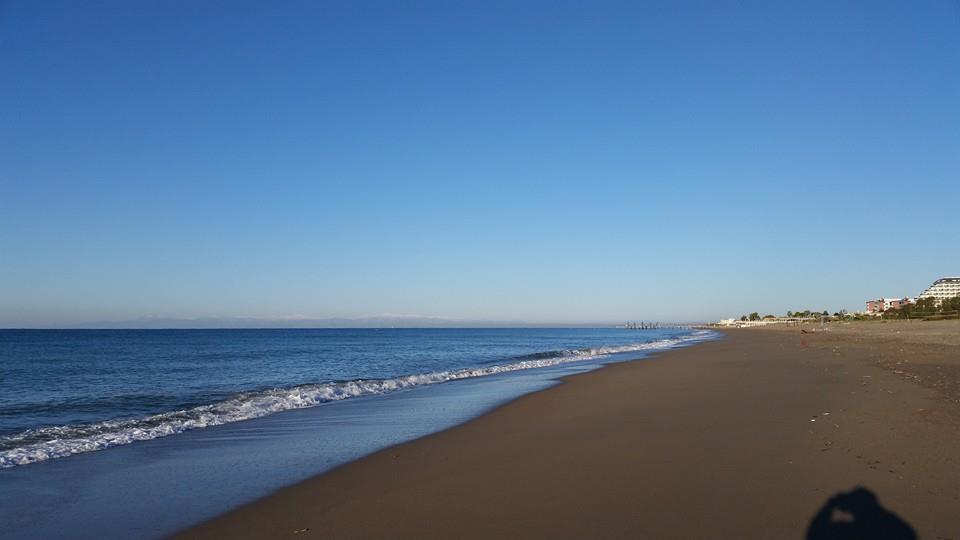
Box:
[293,528,310,534]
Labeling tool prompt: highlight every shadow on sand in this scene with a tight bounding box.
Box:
[806,487,916,540]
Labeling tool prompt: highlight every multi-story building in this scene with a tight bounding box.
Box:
[918,277,960,304]
[865,297,914,314]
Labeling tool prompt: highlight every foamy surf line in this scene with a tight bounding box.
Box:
[0,330,716,468]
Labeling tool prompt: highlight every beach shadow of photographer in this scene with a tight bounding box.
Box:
[806,487,916,540]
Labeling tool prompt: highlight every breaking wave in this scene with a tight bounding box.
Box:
[0,330,715,468]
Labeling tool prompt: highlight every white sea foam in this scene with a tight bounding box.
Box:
[0,330,715,468]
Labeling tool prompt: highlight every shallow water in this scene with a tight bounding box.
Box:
[0,327,715,539]
[1,328,702,467]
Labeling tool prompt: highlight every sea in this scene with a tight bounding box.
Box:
[0,327,715,539]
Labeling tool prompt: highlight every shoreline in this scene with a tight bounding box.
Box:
[2,329,710,540]
[1,328,705,470]
[176,321,960,539]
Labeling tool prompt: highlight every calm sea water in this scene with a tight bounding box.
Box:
[0,328,708,469]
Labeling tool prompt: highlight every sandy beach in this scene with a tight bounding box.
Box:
[176,321,960,539]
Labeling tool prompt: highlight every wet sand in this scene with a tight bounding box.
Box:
[176,321,960,539]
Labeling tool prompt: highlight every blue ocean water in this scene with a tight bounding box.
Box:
[0,328,708,468]
[0,327,715,539]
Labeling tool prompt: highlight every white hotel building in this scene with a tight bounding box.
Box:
[918,277,960,303]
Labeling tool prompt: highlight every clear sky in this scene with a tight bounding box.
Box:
[1,1,958,327]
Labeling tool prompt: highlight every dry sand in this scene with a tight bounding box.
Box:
[175,321,960,539]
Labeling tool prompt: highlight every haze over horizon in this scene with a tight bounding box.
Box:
[2,1,958,328]
[33,314,616,330]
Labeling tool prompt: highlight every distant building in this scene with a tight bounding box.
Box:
[865,297,914,314]
[714,316,815,327]
[918,277,960,304]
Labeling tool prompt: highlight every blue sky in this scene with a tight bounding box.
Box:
[1,1,958,327]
